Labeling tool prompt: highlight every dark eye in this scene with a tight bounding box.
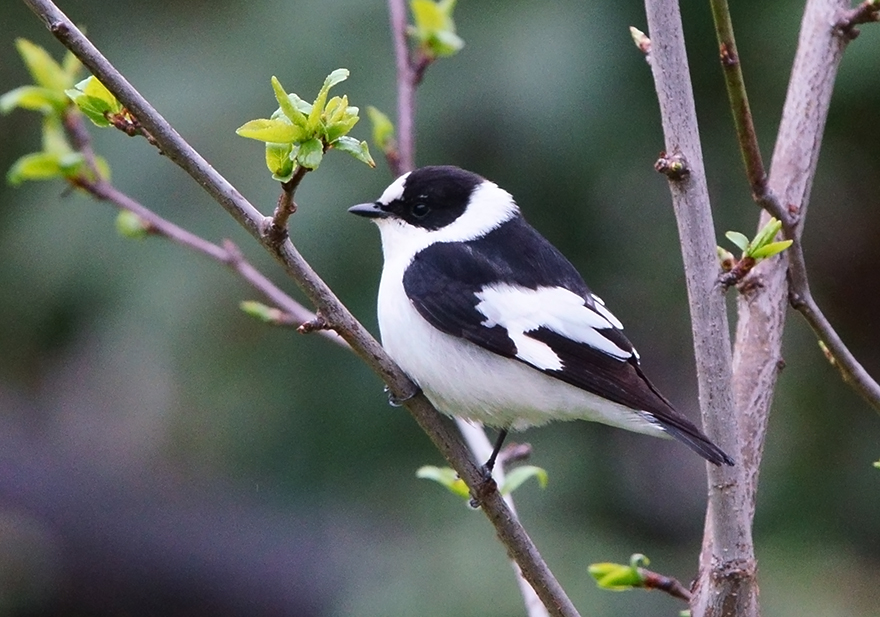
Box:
[410,202,430,218]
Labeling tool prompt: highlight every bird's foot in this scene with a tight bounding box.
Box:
[384,384,421,407]
[468,464,498,509]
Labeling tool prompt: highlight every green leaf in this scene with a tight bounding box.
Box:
[240,300,285,323]
[332,136,375,167]
[411,0,447,32]
[236,118,305,143]
[366,105,395,151]
[431,29,465,56]
[41,115,71,156]
[324,114,359,143]
[873,460,880,470]
[307,68,349,133]
[271,76,308,127]
[115,210,150,239]
[6,152,63,185]
[588,554,649,591]
[265,142,295,182]
[0,85,68,114]
[66,77,122,127]
[499,465,548,495]
[410,0,464,58]
[752,217,783,249]
[61,50,82,82]
[750,239,793,260]
[15,38,71,91]
[57,151,86,178]
[416,465,470,499]
[296,137,324,169]
[725,230,750,253]
[82,75,120,109]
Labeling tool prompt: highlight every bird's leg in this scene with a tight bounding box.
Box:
[469,428,509,508]
[482,428,509,477]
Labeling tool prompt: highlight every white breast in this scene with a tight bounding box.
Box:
[376,264,665,437]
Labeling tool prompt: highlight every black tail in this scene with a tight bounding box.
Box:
[658,419,734,466]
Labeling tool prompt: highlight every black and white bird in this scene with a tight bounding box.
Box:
[350,165,733,469]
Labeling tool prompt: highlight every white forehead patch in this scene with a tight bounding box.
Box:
[377,172,410,205]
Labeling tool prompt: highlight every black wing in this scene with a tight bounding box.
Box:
[403,216,733,466]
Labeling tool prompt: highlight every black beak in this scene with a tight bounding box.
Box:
[348,202,389,219]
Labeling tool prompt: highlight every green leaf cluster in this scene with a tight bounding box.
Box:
[236,70,374,181]
[588,553,649,591]
[2,39,110,186]
[409,0,464,59]
[723,217,793,263]
[416,464,547,502]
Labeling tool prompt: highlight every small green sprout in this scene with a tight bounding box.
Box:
[236,69,374,181]
[240,301,286,324]
[416,465,470,499]
[416,464,547,502]
[115,211,151,239]
[589,554,650,591]
[724,217,792,262]
[718,217,793,287]
[409,0,464,59]
[873,459,880,470]
[65,76,124,127]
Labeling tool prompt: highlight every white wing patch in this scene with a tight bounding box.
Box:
[474,284,633,370]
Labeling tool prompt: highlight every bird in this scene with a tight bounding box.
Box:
[349,165,734,471]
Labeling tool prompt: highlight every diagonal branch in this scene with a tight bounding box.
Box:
[23,1,579,615]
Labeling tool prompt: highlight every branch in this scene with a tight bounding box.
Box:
[387,0,432,175]
[709,0,880,414]
[642,2,757,616]
[456,420,550,617]
[23,1,579,615]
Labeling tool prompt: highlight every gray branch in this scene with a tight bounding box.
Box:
[642,0,757,615]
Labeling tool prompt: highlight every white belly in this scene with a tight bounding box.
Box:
[377,271,666,437]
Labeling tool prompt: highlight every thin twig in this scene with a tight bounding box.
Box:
[23,2,579,615]
[388,0,415,175]
[266,165,310,246]
[637,567,692,602]
[643,2,756,617]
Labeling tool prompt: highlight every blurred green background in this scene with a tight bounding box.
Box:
[1,0,879,615]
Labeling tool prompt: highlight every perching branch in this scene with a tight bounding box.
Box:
[23,1,579,615]
[642,2,757,617]
[709,0,880,415]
